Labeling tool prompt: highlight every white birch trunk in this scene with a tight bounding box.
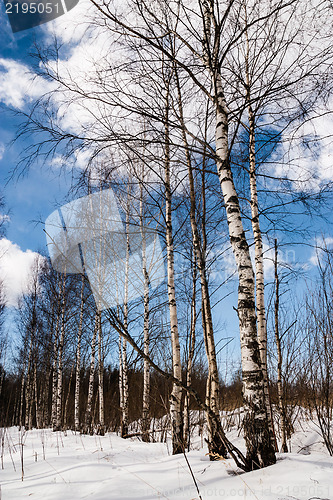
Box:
[19,366,26,429]
[120,337,128,437]
[120,213,130,438]
[55,319,65,431]
[183,254,196,451]
[84,310,98,434]
[245,33,277,450]
[55,273,67,432]
[97,310,105,435]
[118,331,124,433]
[51,283,62,430]
[25,289,38,430]
[274,240,288,453]
[51,323,59,431]
[24,334,33,430]
[140,189,150,443]
[74,273,85,432]
[51,346,58,430]
[164,79,184,454]
[63,362,74,430]
[33,362,40,429]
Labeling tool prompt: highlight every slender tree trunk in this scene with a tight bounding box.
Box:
[163,72,184,455]
[19,368,25,429]
[118,331,124,434]
[183,253,197,451]
[55,273,67,432]
[97,310,105,435]
[74,274,85,432]
[51,330,59,430]
[120,215,130,438]
[84,310,98,434]
[274,240,288,452]
[119,336,129,437]
[51,306,61,430]
[24,335,34,430]
[43,306,55,427]
[55,327,64,431]
[33,362,40,429]
[51,273,65,431]
[245,28,277,451]
[41,370,50,428]
[140,189,151,443]
[63,362,75,430]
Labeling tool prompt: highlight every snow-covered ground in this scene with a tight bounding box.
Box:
[1,413,332,500]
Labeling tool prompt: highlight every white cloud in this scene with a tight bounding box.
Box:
[43,0,94,45]
[0,143,5,161]
[271,106,333,193]
[0,238,44,307]
[0,58,52,110]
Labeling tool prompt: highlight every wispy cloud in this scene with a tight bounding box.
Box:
[0,214,10,224]
[309,236,333,267]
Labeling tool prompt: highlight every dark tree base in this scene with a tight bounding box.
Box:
[206,419,228,460]
[244,413,276,470]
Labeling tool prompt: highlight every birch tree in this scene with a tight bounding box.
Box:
[54,271,67,431]
[84,309,98,434]
[139,178,151,443]
[74,273,85,431]
[163,64,185,455]
[273,240,288,452]
[97,310,105,435]
[183,251,197,450]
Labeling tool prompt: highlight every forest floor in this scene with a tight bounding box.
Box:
[1,411,332,499]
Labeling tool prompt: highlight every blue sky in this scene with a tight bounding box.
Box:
[0,9,78,311]
[0,15,71,252]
